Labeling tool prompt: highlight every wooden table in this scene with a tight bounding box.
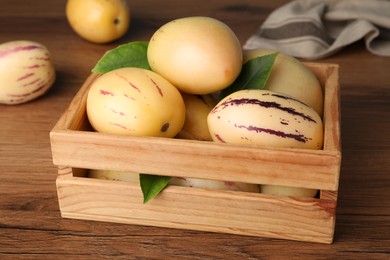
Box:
[1,0,389,258]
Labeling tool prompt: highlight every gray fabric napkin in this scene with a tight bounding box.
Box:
[244,0,390,60]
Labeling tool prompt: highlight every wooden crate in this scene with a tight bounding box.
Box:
[50,62,341,244]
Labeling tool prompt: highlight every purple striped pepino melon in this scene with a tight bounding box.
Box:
[169,177,259,193]
[0,41,56,105]
[207,89,323,150]
[86,67,186,138]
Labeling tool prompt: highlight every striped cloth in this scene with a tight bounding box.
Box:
[244,0,390,60]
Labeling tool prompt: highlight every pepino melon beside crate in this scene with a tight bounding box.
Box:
[50,62,341,244]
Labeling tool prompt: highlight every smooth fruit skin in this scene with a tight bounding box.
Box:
[208,89,323,198]
[176,93,217,141]
[86,67,185,138]
[147,16,243,95]
[66,0,130,43]
[208,89,323,149]
[0,40,56,105]
[88,169,139,182]
[170,177,259,193]
[260,184,318,198]
[244,48,324,116]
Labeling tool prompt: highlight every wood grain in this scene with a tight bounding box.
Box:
[57,166,336,244]
[1,0,389,258]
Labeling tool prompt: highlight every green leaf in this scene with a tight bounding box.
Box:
[139,174,172,203]
[92,41,151,74]
[218,52,278,101]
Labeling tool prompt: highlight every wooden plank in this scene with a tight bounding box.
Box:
[57,167,336,244]
[51,130,339,190]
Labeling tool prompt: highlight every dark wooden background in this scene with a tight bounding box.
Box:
[0,0,389,258]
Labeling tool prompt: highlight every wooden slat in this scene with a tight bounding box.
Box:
[57,167,336,244]
[52,130,339,190]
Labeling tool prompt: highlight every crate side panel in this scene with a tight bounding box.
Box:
[57,173,335,244]
[322,64,341,152]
